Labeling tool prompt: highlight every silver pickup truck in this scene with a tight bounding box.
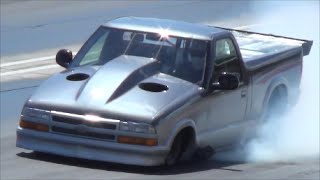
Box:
[16,17,313,166]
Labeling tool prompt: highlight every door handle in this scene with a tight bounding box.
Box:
[241,90,247,97]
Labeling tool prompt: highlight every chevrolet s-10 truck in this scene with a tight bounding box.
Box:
[16,17,313,166]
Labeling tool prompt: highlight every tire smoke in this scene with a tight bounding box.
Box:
[214,1,319,163]
[245,0,319,163]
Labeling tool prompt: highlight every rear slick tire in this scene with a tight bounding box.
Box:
[265,86,288,121]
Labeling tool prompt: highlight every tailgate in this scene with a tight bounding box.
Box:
[213,26,313,56]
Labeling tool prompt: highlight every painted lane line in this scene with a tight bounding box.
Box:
[0,64,59,76]
[0,51,78,68]
[0,55,55,67]
[233,23,263,30]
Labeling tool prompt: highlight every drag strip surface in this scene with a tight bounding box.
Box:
[1,1,319,179]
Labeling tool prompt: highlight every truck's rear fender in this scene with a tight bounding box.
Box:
[260,77,289,120]
[252,71,300,122]
[248,51,302,121]
[250,68,301,121]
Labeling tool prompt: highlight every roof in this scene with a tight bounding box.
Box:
[103,17,226,40]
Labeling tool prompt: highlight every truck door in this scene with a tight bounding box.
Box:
[204,37,248,148]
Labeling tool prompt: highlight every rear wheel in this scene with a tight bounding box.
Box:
[241,86,288,145]
[264,86,288,121]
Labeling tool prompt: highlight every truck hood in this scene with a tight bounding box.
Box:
[27,55,200,122]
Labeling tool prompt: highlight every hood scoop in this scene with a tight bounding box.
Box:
[66,73,89,81]
[139,82,168,92]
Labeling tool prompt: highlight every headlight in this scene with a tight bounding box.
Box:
[21,107,51,122]
[19,107,50,132]
[119,121,156,134]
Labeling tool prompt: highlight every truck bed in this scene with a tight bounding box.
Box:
[214,27,313,70]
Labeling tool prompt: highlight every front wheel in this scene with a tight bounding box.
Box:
[165,133,184,166]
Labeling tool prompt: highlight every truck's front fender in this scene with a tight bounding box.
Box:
[165,119,197,148]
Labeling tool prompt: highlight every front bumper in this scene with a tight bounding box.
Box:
[16,127,169,166]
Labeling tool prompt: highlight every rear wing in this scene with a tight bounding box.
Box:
[213,26,313,56]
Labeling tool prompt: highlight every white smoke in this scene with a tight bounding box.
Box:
[214,0,319,163]
[245,1,319,162]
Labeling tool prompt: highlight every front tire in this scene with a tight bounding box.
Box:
[165,133,184,166]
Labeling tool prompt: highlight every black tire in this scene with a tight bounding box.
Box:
[165,133,184,166]
[243,86,288,144]
[193,146,215,161]
[264,86,288,121]
[33,151,47,157]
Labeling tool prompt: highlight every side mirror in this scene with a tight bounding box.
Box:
[56,49,73,68]
[211,72,239,90]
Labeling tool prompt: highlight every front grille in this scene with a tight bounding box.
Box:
[50,114,118,141]
[52,126,115,141]
[52,115,116,130]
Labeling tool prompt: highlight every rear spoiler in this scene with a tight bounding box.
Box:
[213,26,313,56]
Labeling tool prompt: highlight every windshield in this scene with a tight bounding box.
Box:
[72,27,208,84]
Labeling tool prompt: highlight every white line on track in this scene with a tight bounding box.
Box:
[0,55,55,67]
[233,23,263,30]
[0,23,262,77]
[0,52,78,76]
[0,64,59,76]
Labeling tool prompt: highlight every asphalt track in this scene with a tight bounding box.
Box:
[1,1,319,179]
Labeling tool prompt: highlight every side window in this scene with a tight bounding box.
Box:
[80,32,109,66]
[215,38,237,65]
[213,38,242,82]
